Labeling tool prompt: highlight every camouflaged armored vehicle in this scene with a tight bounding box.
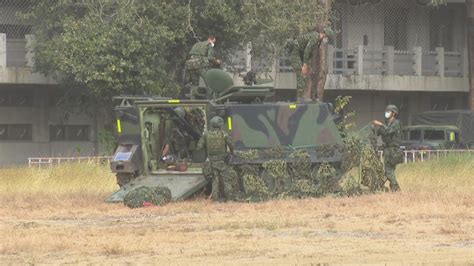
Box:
[107,69,345,202]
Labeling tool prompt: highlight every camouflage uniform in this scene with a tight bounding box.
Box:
[197,116,234,201]
[286,28,335,65]
[164,126,188,158]
[185,41,216,98]
[163,108,189,159]
[296,31,322,65]
[375,105,403,191]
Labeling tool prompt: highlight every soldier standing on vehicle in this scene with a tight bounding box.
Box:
[372,105,403,192]
[197,116,234,201]
[285,28,335,76]
[185,35,222,98]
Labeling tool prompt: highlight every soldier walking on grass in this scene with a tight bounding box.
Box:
[372,105,403,192]
[197,116,234,201]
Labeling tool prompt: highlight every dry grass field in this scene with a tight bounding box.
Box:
[0,156,473,264]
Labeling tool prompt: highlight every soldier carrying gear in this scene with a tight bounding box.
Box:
[372,104,402,192]
[197,116,234,201]
[185,36,222,99]
[285,27,335,76]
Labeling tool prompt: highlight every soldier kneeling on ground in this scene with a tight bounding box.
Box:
[197,116,234,201]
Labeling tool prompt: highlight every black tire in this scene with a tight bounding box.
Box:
[116,173,134,188]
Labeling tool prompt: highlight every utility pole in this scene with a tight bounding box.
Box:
[467,0,474,110]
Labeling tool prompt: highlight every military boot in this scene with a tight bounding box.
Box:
[390,183,401,192]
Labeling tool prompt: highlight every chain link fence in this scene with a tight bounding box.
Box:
[331,0,466,77]
[0,0,33,67]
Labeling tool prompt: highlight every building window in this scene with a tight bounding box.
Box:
[429,7,454,51]
[0,124,32,141]
[0,94,7,106]
[431,97,454,111]
[384,8,408,50]
[67,125,90,141]
[0,25,31,39]
[0,91,33,107]
[10,94,33,106]
[50,125,90,141]
[49,125,66,141]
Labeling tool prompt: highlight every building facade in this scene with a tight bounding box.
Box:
[0,1,101,165]
[0,0,470,164]
[324,0,469,128]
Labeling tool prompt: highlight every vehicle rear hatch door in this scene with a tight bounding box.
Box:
[106,169,208,202]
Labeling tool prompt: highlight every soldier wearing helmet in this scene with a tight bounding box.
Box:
[197,116,234,201]
[372,105,402,192]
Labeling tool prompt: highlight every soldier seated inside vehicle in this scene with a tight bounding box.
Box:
[157,107,207,170]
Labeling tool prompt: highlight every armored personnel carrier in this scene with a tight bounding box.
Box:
[107,69,345,202]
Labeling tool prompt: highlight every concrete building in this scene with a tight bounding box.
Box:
[0,2,101,165]
[273,0,469,128]
[0,0,470,164]
[325,0,469,128]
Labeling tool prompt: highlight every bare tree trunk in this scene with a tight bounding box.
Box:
[315,45,327,100]
[467,0,474,110]
[308,45,326,100]
[304,47,319,100]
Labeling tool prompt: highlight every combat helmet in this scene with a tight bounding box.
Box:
[210,116,224,129]
[323,27,335,37]
[385,104,399,115]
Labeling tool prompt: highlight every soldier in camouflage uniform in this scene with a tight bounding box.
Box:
[372,105,402,192]
[161,107,189,160]
[185,36,222,99]
[197,116,234,201]
[286,28,335,76]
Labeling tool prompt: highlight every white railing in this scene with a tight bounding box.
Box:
[327,45,467,78]
[28,156,112,168]
[378,149,474,164]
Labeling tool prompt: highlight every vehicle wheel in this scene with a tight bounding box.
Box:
[116,173,134,188]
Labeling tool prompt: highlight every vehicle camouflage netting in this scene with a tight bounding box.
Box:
[123,186,172,208]
[229,123,386,202]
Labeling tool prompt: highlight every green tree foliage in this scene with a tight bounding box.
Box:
[240,0,332,98]
[23,0,244,104]
[24,0,331,104]
[240,0,329,56]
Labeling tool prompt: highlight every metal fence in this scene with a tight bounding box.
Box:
[378,149,474,164]
[28,156,112,168]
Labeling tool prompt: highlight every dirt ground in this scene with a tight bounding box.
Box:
[1,191,473,264]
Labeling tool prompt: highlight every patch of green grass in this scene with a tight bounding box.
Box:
[0,162,116,196]
[397,154,474,194]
